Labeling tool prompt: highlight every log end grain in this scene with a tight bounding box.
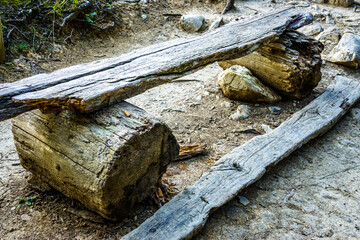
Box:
[12,101,179,220]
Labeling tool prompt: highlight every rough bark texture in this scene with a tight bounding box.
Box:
[12,101,179,220]
[122,76,360,240]
[218,31,323,99]
[0,6,313,121]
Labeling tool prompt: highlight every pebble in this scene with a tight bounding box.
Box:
[237,196,250,206]
[180,15,205,32]
[325,15,335,24]
[261,124,273,133]
[206,87,220,93]
[312,4,320,11]
[268,106,281,115]
[209,17,223,31]
[21,214,32,221]
[195,95,202,101]
[223,101,233,108]
[141,13,148,21]
[155,34,168,41]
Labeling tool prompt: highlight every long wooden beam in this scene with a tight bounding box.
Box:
[0,6,312,121]
[121,76,360,240]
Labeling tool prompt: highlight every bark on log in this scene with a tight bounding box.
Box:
[218,31,324,99]
[122,76,360,240]
[12,102,179,220]
[0,7,313,121]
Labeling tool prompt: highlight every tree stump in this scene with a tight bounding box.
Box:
[12,101,179,220]
[218,31,324,99]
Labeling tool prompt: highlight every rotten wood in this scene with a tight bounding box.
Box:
[174,144,207,162]
[0,7,312,121]
[219,31,324,99]
[121,76,360,240]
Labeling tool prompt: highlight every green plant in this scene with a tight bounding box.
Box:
[85,12,96,23]
[17,196,36,209]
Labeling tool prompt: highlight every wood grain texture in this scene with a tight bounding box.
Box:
[121,76,360,240]
[0,6,311,121]
[219,31,324,99]
[12,101,179,220]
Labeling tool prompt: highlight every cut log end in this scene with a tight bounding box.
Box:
[12,101,179,220]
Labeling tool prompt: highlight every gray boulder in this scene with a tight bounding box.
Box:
[180,15,205,32]
[218,65,281,103]
[327,33,360,69]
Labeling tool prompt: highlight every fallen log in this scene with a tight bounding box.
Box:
[121,76,360,240]
[0,6,312,121]
[12,101,179,220]
[218,31,324,99]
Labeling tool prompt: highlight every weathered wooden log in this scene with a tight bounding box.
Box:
[0,7,313,121]
[12,102,179,220]
[122,76,360,240]
[218,31,324,99]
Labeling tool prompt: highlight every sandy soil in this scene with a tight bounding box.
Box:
[1,0,360,239]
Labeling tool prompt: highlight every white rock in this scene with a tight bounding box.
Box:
[316,27,341,44]
[209,17,223,31]
[21,214,32,221]
[298,24,323,36]
[180,15,205,32]
[349,108,360,120]
[238,196,250,206]
[326,33,360,69]
[261,124,273,133]
[223,101,233,108]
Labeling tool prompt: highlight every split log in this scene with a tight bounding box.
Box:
[122,76,360,240]
[12,101,179,220]
[0,7,313,121]
[218,31,324,99]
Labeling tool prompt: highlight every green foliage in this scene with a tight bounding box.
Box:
[17,196,36,209]
[10,41,29,54]
[0,0,31,7]
[85,12,96,23]
[48,0,85,16]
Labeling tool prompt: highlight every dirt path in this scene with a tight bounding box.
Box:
[1,0,360,239]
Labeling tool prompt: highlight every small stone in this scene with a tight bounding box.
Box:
[180,15,205,32]
[326,33,360,69]
[312,4,320,11]
[268,106,282,115]
[237,196,250,206]
[298,24,323,36]
[206,87,220,93]
[141,13,148,21]
[316,27,341,44]
[209,17,223,31]
[325,15,335,24]
[261,124,273,133]
[218,65,281,103]
[155,34,168,41]
[223,101,233,108]
[195,95,203,101]
[230,111,248,120]
[21,214,32,221]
